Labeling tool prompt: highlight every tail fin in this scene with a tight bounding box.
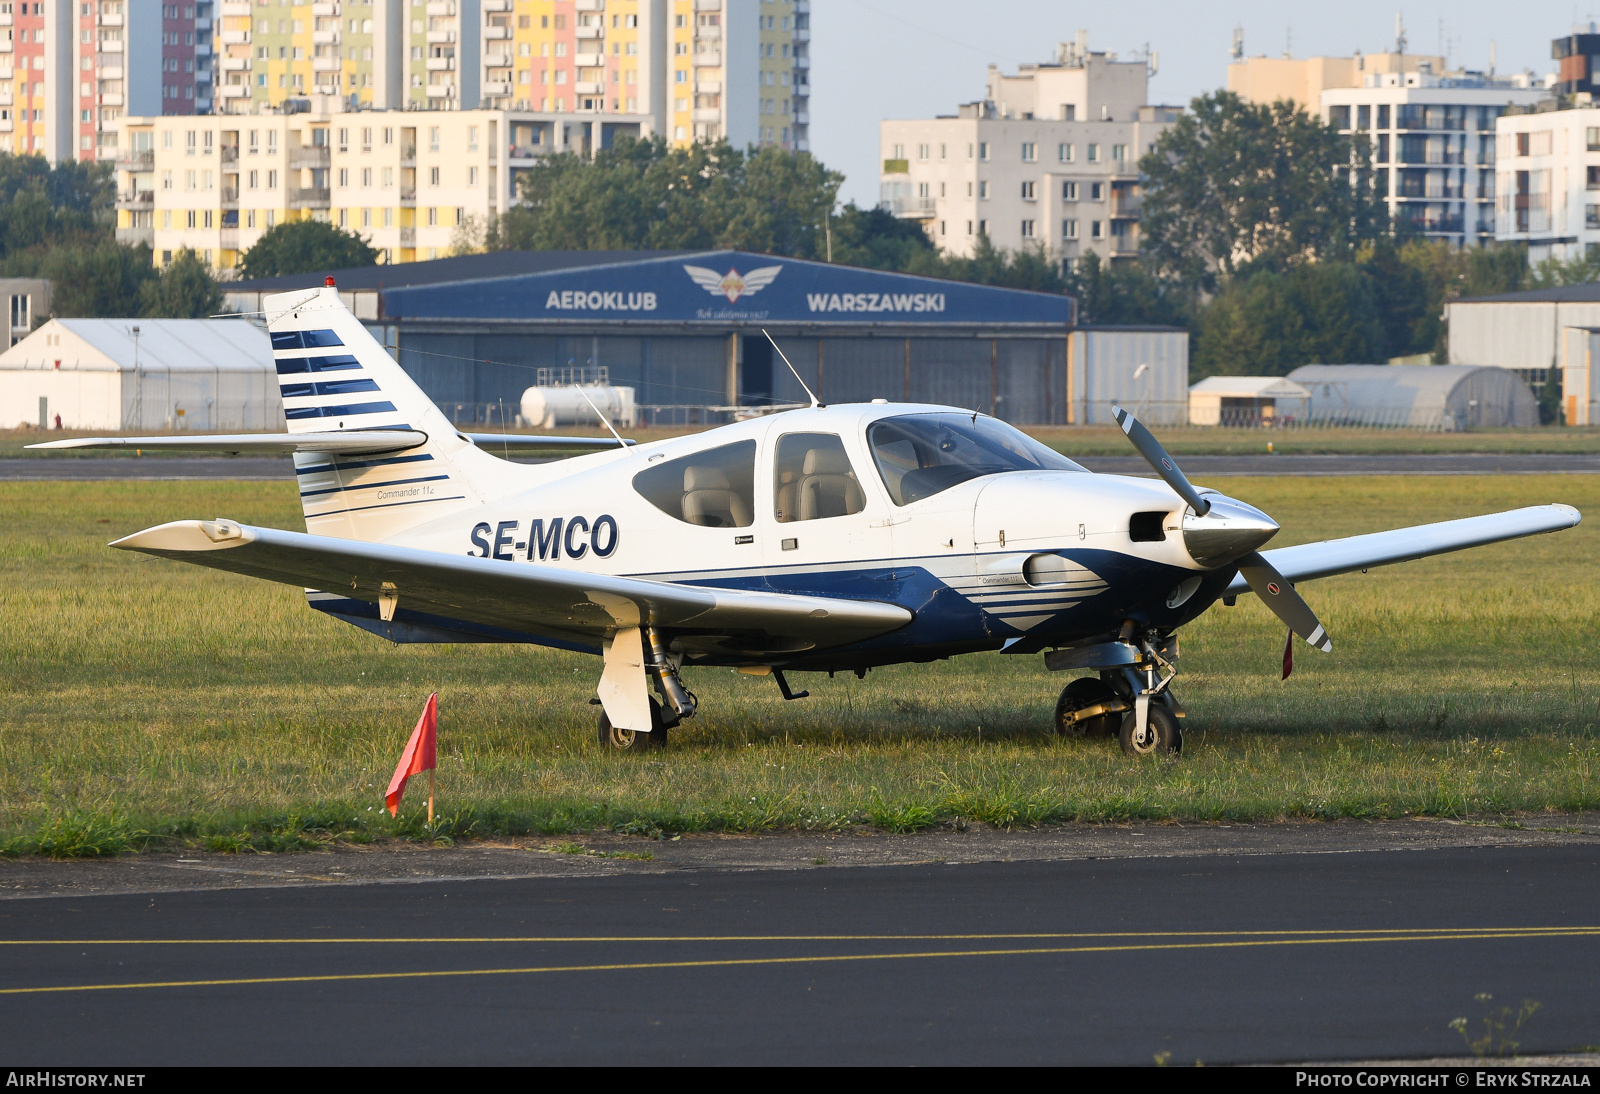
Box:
[265,284,511,542]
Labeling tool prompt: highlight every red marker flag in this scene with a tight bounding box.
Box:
[386,692,438,819]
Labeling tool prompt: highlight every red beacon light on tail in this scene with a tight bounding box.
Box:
[325,275,336,287]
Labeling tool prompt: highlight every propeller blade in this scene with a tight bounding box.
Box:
[1111,405,1210,517]
[1237,551,1334,653]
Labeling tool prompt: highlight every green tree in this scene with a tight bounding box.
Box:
[489,136,842,255]
[1065,252,1192,326]
[139,248,223,318]
[0,152,115,268]
[1139,91,1388,291]
[238,218,379,278]
[824,203,938,271]
[1193,262,1385,378]
[1358,238,1434,359]
[44,239,158,318]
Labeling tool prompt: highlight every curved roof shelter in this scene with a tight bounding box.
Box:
[1287,364,1538,430]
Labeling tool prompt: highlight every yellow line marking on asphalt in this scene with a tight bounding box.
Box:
[2,927,1596,946]
[4,928,1597,996]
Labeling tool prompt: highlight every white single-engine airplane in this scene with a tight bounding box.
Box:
[34,282,1583,755]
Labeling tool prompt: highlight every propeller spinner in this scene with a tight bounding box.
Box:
[1110,405,1333,656]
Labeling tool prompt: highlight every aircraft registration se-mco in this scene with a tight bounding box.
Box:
[33,282,1584,755]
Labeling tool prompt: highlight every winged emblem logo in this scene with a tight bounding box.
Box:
[683,264,783,303]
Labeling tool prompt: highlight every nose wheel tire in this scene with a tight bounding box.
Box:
[1119,703,1182,757]
[1054,677,1120,738]
[597,698,670,751]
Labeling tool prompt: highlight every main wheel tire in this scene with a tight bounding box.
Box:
[1054,676,1119,738]
[597,698,669,752]
[1118,703,1182,757]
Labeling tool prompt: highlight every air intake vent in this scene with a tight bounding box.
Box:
[1129,511,1168,542]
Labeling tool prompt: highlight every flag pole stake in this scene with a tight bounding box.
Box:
[428,767,435,826]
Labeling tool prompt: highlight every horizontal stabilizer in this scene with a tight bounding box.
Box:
[1224,504,1582,596]
[111,520,913,657]
[461,433,635,451]
[27,431,427,455]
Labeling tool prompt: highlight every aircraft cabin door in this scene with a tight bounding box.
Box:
[761,430,893,595]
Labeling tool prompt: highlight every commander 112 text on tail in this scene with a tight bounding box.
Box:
[34,282,1583,755]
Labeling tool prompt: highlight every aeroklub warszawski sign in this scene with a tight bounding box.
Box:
[381,251,1076,327]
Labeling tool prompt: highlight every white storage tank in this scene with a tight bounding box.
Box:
[520,384,636,429]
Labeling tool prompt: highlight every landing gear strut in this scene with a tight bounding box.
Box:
[1046,627,1184,756]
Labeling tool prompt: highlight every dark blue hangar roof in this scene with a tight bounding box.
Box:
[225,250,1076,331]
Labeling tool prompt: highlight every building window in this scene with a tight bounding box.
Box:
[978,142,989,161]
[1090,220,1102,239]
[1589,204,1600,230]
[1020,219,1034,238]
[1020,180,1035,200]
[1062,218,1078,239]
[978,219,987,236]
[917,143,928,160]
[1020,142,1035,162]
[429,166,440,186]
[1111,143,1126,162]
[939,220,946,235]
[1090,182,1104,201]
[978,180,988,200]
[427,207,437,226]
[1588,166,1600,191]
[1063,181,1078,201]
[1059,143,1073,162]
[1589,127,1600,152]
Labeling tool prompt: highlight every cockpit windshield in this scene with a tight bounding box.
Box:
[867,413,1087,506]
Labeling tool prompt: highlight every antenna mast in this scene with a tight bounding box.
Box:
[762,328,822,408]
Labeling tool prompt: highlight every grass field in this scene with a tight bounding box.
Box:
[0,473,1596,854]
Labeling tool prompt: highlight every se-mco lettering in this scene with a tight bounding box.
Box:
[469,515,620,561]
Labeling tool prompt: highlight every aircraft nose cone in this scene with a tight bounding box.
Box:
[1181,495,1279,569]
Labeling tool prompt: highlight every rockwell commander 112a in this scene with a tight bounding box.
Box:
[33,281,1582,755]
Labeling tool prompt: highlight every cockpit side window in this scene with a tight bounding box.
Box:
[632,440,757,528]
[867,413,1087,506]
[773,432,866,523]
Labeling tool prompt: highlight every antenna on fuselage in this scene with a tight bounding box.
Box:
[574,383,634,453]
[762,328,823,408]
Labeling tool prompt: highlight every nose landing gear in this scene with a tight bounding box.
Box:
[1047,628,1184,756]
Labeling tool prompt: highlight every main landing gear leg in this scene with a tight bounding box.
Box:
[1047,628,1184,756]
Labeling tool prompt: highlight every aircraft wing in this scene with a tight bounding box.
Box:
[110,519,912,656]
[1223,504,1581,596]
[27,431,427,455]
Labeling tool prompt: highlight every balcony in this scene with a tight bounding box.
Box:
[575,80,604,94]
[221,186,239,206]
[290,146,331,168]
[400,226,416,245]
[425,0,455,12]
[484,53,513,70]
[426,84,456,99]
[219,84,251,99]
[118,190,155,210]
[794,0,809,10]
[576,0,606,9]
[221,56,249,70]
[695,25,721,40]
[425,56,455,70]
[1110,192,1141,218]
[575,26,604,39]
[483,81,512,97]
[99,64,123,79]
[312,56,342,71]
[0,11,11,24]
[221,146,238,165]
[795,28,809,42]
[695,80,721,94]
[794,112,808,125]
[99,12,124,25]
[219,0,251,13]
[484,25,510,38]
[794,54,809,69]
[219,228,239,250]
[694,0,721,8]
[312,29,340,44]
[693,52,722,66]
[400,186,417,202]
[691,108,720,122]
[575,51,604,68]
[100,92,124,107]
[426,31,456,44]
[289,186,331,208]
[311,1,340,13]
[119,150,155,171]
[116,225,154,247]
[399,144,416,164]
[220,29,251,44]
[100,39,124,52]
[481,0,511,9]
[880,196,936,219]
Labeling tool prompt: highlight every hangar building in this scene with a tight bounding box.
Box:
[224,251,1190,427]
[1288,364,1538,430]
[1444,283,1600,425]
[0,318,279,432]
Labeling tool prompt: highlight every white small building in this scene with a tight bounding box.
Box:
[1494,103,1600,263]
[1288,364,1538,430]
[0,319,280,432]
[1188,376,1311,426]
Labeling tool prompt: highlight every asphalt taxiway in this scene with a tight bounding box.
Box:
[3,822,1598,1066]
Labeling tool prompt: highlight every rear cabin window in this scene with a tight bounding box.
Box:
[773,432,865,522]
[867,413,1086,506]
[632,440,757,528]
[270,329,344,350]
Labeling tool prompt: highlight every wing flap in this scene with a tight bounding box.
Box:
[112,520,912,655]
[28,431,427,455]
[1223,504,1581,596]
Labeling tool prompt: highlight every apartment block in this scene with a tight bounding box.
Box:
[1323,69,1547,247]
[879,33,1178,263]
[477,0,807,151]
[0,1,221,164]
[115,105,657,268]
[1494,103,1600,263]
